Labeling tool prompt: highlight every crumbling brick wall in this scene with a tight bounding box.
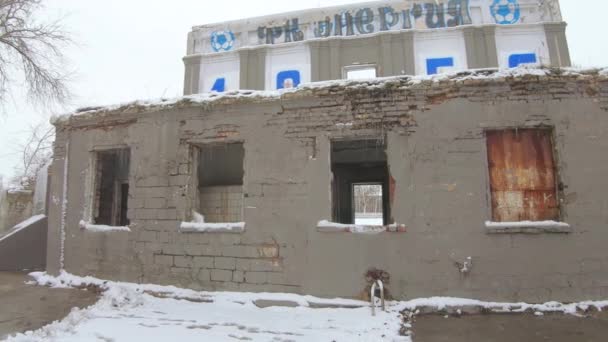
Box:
[47,69,608,301]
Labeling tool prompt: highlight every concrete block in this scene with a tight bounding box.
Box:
[184,245,206,256]
[144,198,166,209]
[236,259,251,271]
[196,269,211,282]
[136,176,169,187]
[154,255,173,266]
[157,209,178,220]
[250,259,279,272]
[136,209,158,220]
[211,269,233,282]
[193,256,214,268]
[245,271,268,284]
[175,256,194,268]
[233,270,245,283]
[138,231,158,243]
[214,257,236,270]
[161,244,185,256]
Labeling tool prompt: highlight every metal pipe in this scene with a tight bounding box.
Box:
[371,279,386,316]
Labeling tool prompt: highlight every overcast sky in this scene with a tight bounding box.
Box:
[0,0,605,183]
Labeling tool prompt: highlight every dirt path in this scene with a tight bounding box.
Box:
[412,312,608,342]
[0,272,99,340]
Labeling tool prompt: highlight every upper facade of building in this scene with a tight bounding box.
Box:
[183,0,570,94]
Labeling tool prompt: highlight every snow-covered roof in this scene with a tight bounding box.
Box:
[52,66,608,127]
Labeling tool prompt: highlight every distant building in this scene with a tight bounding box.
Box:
[184,0,570,94]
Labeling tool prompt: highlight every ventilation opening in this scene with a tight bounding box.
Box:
[331,139,389,225]
[197,143,244,223]
[94,149,130,226]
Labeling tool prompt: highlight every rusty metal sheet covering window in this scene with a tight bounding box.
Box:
[486,129,559,222]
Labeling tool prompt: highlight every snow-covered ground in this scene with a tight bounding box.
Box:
[7,272,408,342]
[6,272,608,342]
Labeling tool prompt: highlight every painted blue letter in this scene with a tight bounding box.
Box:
[211,78,226,92]
[508,53,537,68]
[426,57,454,75]
[276,70,301,89]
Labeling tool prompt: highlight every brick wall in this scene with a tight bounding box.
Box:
[48,69,608,301]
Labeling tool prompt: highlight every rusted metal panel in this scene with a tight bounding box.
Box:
[486,129,559,222]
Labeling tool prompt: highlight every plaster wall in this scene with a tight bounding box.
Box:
[49,72,608,302]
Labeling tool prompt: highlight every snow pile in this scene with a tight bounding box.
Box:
[0,215,46,242]
[600,68,608,76]
[8,271,608,341]
[79,220,131,233]
[9,271,405,342]
[51,66,608,126]
[180,212,245,233]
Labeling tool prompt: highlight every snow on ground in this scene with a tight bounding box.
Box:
[8,272,408,342]
[7,272,608,342]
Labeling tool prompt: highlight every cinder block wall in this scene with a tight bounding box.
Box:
[48,70,608,302]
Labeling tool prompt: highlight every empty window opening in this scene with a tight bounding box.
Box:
[344,65,377,80]
[198,143,244,223]
[331,139,390,225]
[486,129,559,222]
[93,149,130,226]
[353,183,384,225]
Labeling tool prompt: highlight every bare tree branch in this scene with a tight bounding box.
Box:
[11,122,54,189]
[0,0,73,109]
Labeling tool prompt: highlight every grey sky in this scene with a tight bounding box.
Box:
[0,0,605,182]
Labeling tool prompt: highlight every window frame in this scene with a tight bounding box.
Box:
[190,141,245,224]
[482,127,568,231]
[85,146,131,227]
[330,138,391,226]
[342,64,378,80]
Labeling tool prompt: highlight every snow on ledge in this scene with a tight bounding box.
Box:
[79,220,131,233]
[317,220,406,234]
[180,222,246,234]
[50,66,608,126]
[485,221,571,234]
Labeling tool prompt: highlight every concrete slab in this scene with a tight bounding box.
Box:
[411,312,608,342]
[0,272,99,339]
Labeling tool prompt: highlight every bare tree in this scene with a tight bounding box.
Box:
[11,122,54,189]
[0,0,72,108]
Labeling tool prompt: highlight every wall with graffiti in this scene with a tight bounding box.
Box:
[190,0,566,92]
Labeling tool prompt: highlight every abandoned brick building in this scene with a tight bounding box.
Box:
[41,0,608,302]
